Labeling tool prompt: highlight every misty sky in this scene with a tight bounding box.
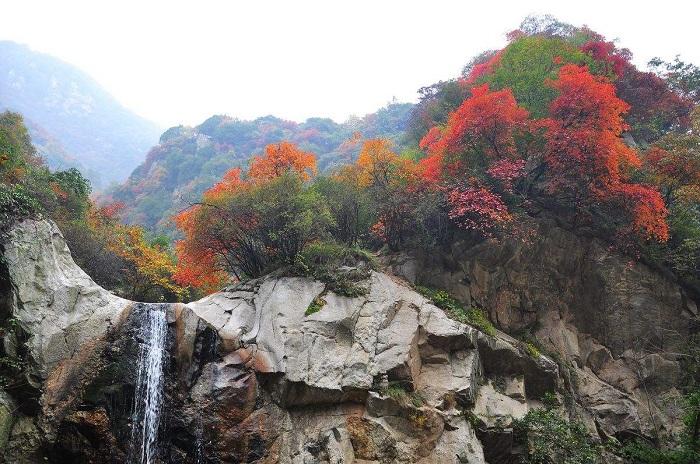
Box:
[2,0,698,128]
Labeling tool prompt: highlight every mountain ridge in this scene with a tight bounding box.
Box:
[109,103,414,233]
[0,40,162,188]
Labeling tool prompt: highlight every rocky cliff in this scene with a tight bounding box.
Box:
[0,219,696,463]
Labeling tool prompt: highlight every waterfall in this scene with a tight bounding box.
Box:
[130,304,168,464]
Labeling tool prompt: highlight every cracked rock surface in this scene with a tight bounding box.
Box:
[0,219,694,463]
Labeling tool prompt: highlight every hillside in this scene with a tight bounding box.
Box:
[109,102,413,232]
[1,14,700,464]
[0,41,161,188]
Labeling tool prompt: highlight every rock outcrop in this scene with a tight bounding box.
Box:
[385,217,697,441]
[0,219,695,463]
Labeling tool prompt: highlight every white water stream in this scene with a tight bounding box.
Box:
[130,304,168,464]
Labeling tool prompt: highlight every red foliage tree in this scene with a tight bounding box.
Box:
[447,186,511,236]
[545,64,668,241]
[581,40,631,78]
[545,64,638,191]
[464,50,504,85]
[440,84,529,160]
[616,69,693,141]
[486,159,527,193]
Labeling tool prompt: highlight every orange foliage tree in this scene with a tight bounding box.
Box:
[83,202,187,301]
[416,84,533,236]
[352,139,420,250]
[173,167,251,291]
[174,142,331,292]
[248,141,317,181]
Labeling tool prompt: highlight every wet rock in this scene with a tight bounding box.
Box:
[0,390,15,451]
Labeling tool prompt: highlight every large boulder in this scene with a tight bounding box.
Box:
[3,220,130,384]
[1,218,693,462]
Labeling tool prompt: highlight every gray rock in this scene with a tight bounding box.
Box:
[0,390,15,451]
[3,220,129,385]
[2,218,693,462]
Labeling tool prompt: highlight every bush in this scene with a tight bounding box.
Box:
[415,286,496,336]
[382,383,425,408]
[620,390,700,464]
[0,183,40,232]
[525,341,542,358]
[291,241,374,297]
[513,405,602,463]
[306,295,327,316]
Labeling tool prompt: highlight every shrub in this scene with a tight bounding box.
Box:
[525,341,542,358]
[620,390,700,464]
[0,183,40,232]
[513,405,602,463]
[415,286,496,336]
[306,295,327,316]
[291,241,374,297]
[382,383,425,408]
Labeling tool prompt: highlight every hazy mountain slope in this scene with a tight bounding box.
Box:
[0,41,161,188]
[110,103,413,233]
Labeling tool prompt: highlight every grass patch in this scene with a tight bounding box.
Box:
[382,383,425,408]
[415,286,496,336]
[305,295,327,316]
[291,241,374,297]
[524,341,542,358]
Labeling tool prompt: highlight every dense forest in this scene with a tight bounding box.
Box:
[107,103,413,233]
[170,17,700,299]
[2,14,700,462]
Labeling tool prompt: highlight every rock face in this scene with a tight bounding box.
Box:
[0,219,695,463]
[385,217,697,441]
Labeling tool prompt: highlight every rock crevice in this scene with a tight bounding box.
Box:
[0,219,694,463]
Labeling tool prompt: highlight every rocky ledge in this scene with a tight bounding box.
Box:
[0,219,695,463]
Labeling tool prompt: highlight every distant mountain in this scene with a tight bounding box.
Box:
[110,103,414,233]
[0,41,161,188]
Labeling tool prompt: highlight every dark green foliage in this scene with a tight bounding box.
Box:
[407,80,469,146]
[50,168,91,219]
[649,56,700,104]
[0,183,40,232]
[621,390,700,464]
[291,241,374,298]
[513,404,602,463]
[0,111,95,233]
[641,199,700,295]
[191,173,335,279]
[0,325,27,390]
[313,176,375,246]
[415,286,496,336]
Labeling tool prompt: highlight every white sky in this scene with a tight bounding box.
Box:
[2,0,698,128]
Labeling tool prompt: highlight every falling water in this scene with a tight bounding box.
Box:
[130,304,168,464]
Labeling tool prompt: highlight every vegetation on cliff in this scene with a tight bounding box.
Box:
[1,14,699,462]
[173,17,699,300]
[0,111,185,302]
[165,18,700,460]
